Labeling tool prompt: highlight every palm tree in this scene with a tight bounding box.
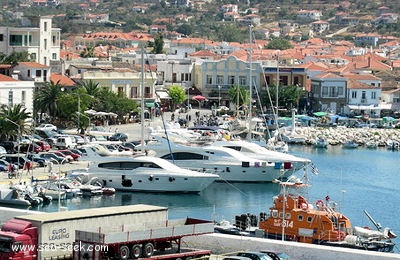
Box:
[228,85,250,117]
[0,104,31,141]
[77,79,101,97]
[34,80,64,121]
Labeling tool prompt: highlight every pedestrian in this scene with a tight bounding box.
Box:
[25,161,32,175]
[8,163,14,177]
[48,161,53,174]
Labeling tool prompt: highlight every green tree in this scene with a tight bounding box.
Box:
[0,51,31,65]
[266,38,293,50]
[0,104,31,141]
[80,46,95,58]
[167,85,186,110]
[152,34,164,54]
[34,80,64,121]
[228,85,250,116]
[264,84,305,111]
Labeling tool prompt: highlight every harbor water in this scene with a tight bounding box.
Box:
[31,145,400,253]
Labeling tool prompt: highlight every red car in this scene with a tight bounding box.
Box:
[35,140,51,152]
[50,151,73,162]
[58,150,81,161]
[16,143,42,154]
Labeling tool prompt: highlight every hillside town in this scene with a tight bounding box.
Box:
[0,1,399,122]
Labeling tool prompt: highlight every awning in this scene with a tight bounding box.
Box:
[347,105,381,110]
[155,91,171,99]
[146,102,156,108]
[313,112,327,117]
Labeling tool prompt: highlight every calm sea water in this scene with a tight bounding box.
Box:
[34,145,399,253]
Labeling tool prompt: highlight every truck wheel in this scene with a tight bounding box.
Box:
[131,244,142,259]
[119,245,130,260]
[142,243,154,257]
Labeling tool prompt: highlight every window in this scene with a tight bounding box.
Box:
[30,53,36,61]
[9,35,23,46]
[27,70,31,78]
[322,86,328,96]
[361,91,366,99]
[206,75,212,84]
[351,91,357,99]
[216,75,224,85]
[36,70,42,77]
[307,216,313,222]
[239,76,246,86]
[329,87,335,97]
[298,215,303,221]
[44,21,48,32]
[131,87,138,98]
[44,39,47,50]
[52,53,57,60]
[8,91,13,107]
[371,92,376,99]
[0,34,3,41]
[52,35,56,45]
[338,87,343,96]
[21,91,26,105]
[117,87,124,94]
[228,75,235,85]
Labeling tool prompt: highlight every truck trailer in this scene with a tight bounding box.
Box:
[0,204,213,260]
[73,217,214,259]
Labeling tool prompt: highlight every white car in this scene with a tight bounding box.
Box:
[35,123,57,131]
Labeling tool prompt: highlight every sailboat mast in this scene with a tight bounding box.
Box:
[140,47,145,153]
[247,25,253,141]
[276,51,279,119]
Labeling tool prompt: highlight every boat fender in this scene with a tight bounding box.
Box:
[316,199,324,208]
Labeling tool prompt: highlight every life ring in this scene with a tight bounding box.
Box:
[119,245,130,260]
[316,199,324,208]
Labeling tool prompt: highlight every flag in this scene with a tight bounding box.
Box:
[310,163,319,175]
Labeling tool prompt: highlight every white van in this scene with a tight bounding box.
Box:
[55,135,77,149]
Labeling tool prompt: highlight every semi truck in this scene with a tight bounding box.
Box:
[0,204,214,260]
[72,217,213,259]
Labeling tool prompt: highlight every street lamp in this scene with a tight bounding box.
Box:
[187,87,193,109]
[70,93,94,133]
[76,112,91,135]
[51,158,68,212]
[218,85,221,107]
[5,118,21,181]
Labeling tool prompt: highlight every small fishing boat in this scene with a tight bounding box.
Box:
[343,140,358,149]
[313,138,328,148]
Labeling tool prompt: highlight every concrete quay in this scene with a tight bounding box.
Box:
[184,233,400,260]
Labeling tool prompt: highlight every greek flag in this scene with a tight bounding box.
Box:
[310,163,319,175]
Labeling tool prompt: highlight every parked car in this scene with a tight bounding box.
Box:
[16,143,43,153]
[0,146,6,155]
[35,123,57,131]
[58,150,81,161]
[109,132,128,142]
[35,140,51,152]
[0,159,10,171]
[26,154,49,167]
[1,155,36,170]
[0,141,18,154]
[51,151,73,162]
[55,135,77,149]
[236,252,273,260]
[38,153,68,164]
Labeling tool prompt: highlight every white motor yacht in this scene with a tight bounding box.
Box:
[68,156,219,193]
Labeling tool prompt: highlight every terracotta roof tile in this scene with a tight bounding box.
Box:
[50,73,76,86]
[0,74,18,81]
[18,62,49,68]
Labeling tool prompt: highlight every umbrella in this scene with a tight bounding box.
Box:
[313,111,326,117]
[192,95,206,101]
